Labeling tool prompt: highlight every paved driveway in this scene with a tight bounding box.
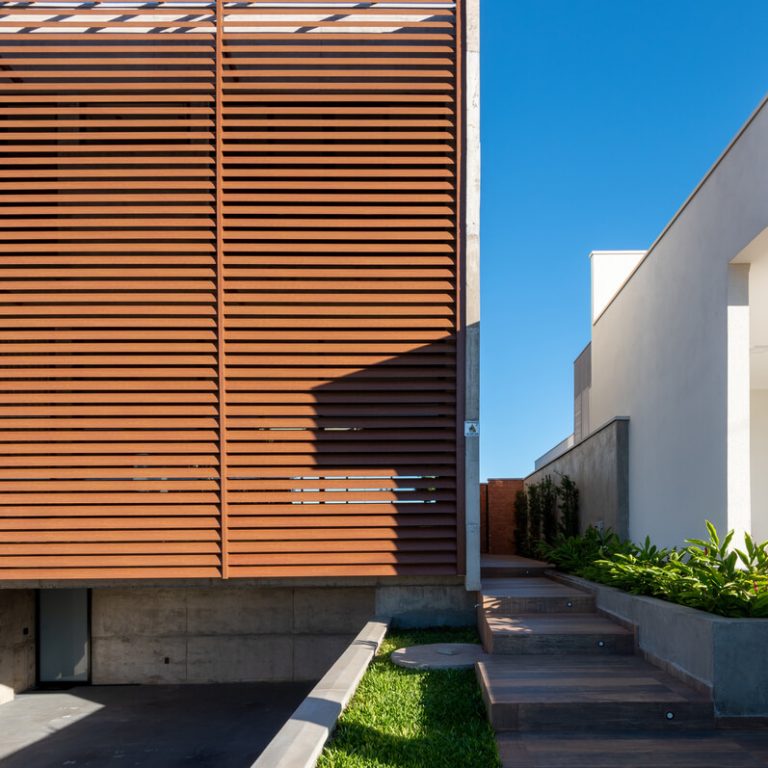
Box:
[0,682,312,768]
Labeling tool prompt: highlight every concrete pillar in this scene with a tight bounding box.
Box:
[464,0,481,592]
[0,590,35,705]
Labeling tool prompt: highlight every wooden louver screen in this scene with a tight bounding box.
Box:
[0,0,463,579]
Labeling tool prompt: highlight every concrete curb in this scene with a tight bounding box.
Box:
[251,617,390,768]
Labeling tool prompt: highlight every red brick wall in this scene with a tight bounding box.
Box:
[480,483,489,553]
[480,478,524,555]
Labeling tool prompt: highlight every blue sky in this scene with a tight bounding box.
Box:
[479,0,768,480]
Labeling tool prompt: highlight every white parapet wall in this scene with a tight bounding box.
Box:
[588,95,768,548]
[590,250,646,324]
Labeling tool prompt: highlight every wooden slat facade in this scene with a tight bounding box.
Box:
[0,0,464,580]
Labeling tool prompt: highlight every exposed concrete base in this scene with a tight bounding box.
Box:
[0,590,35,705]
[90,582,476,685]
[375,584,476,628]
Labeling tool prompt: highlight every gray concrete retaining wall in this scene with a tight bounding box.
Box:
[526,417,629,537]
[0,590,35,704]
[554,572,768,717]
[91,582,475,685]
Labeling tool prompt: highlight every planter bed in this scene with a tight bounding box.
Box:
[549,571,768,718]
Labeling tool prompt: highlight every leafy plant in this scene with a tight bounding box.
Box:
[540,475,559,547]
[539,526,630,576]
[526,483,542,555]
[544,521,768,618]
[516,474,580,556]
[558,475,580,538]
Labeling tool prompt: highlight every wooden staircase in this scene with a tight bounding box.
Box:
[473,556,766,767]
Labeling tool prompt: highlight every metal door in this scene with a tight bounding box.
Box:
[38,589,89,684]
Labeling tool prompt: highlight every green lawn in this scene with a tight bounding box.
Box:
[316,627,501,768]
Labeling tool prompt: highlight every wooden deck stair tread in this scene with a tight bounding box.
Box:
[478,656,710,705]
[481,554,552,569]
[482,576,593,598]
[485,613,632,637]
[480,554,552,578]
[476,567,717,745]
[478,654,715,732]
[497,731,768,768]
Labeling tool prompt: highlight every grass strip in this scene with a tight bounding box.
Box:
[317,627,501,768]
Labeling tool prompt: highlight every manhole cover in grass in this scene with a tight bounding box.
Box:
[390,643,488,670]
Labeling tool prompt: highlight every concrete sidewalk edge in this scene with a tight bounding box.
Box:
[251,616,390,768]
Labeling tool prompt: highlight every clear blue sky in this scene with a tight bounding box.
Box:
[480,0,768,480]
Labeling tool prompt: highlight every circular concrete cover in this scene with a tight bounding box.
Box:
[390,643,488,670]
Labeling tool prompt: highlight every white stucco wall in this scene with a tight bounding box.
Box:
[591,250,646,324]
[589,97,768,547]
[752,390,768,543]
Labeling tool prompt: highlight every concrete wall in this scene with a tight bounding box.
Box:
[525,418,629,538]
[752,389,768,542]
[588,97,768,548]
[0,590,35,705]
[480,482,488,552]
[90,582,476,685]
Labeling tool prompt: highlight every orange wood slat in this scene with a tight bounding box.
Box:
[0,0,222,579]
[0,0,463,580]
[218,0,460,578]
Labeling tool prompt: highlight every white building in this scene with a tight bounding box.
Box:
[531,94,768,548]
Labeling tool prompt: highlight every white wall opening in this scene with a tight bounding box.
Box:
[733,227,768,543]
[748,246,768,542]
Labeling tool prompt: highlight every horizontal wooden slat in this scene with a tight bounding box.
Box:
[0,0,461,580]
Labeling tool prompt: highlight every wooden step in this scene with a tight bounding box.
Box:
[481,554,551,578]
[482,577,595,614]
[477,655,714,733]
[481,612,634,655]
[497,730,766,767]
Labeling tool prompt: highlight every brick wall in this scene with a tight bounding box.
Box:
[480,483,489,553]
[480,478,524,555]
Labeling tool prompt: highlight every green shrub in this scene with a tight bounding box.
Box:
[542,521,768,618]
[540,476,558,547]
[527,483,542,554]
[516,474,580,557]
[558,475,579,538]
